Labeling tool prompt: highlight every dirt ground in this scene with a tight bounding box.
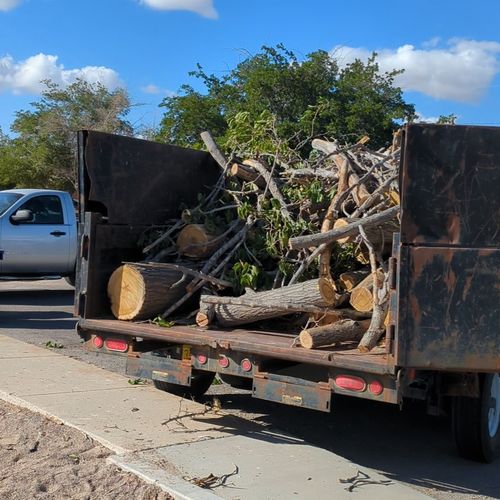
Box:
[0,400,172,500]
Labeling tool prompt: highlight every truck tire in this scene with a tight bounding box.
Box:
[452,373,500,463]
[153,370,215,400]
[218,374,252,390]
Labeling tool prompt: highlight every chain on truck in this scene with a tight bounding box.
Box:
[74,124,500,463]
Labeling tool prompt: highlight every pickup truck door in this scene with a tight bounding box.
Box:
[1,194,71,274]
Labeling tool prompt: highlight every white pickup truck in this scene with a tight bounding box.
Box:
[0,189,77,283]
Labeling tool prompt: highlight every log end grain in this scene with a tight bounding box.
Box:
[177,224,218,259]
[107,265,145,320]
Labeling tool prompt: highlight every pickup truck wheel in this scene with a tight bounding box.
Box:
[153,370,215,400]
[218,374,252,390]
[452,373,500,463]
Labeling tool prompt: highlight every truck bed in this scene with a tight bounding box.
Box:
[79,318,395,375]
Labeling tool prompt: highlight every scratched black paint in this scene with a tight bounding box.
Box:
[400,124,500,247]
[398,124,500,372]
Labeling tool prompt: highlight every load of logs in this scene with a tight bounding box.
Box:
[107,129,401,353]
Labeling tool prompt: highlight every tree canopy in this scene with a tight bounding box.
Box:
[0,79,132,192]
[157,44,415,152]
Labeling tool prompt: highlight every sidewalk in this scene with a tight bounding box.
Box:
[0,335,430,499]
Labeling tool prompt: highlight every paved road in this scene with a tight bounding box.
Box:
[1,279,499,500]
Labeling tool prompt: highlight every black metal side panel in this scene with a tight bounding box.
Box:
[400,124,500,247]
[398,246,500,372]
[79,131,220,225]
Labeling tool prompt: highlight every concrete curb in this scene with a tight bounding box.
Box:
[108,454,221,500]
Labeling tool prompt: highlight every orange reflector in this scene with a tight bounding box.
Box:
[369,380,384,395]
[104,338,128,352]
[93,336,103,349]
[334,375,366,392]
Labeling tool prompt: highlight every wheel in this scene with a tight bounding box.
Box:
[153,370,215,400]
[451,373,500,463]
[218,374,252,390]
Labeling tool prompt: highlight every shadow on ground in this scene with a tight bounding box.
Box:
[207,391,499,498]
[0,290,77,330]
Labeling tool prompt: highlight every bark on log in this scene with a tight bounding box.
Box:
[176,224,220,259]
[243,159,291,220]
[299,319,371,349]
[333,217,399,247]
[289,206,400,250]
[107,263,190,320]
[338,269,370,292]
[230,162,266,188]
[349,270,384,313]
[199,279,342,328]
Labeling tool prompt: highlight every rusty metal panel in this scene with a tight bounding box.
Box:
[79,131,220,226]
[253,374,331,412]
[400,124,500,247]
[398,246,500,371]
[126,354,192,386]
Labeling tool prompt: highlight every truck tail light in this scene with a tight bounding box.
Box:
[92,336,103,349]
[334,375,366,392]
[369,380,384,395]
[241,358,252,372]
[218,355,230,368]
[104,338,128,352]
[197,354,208,365]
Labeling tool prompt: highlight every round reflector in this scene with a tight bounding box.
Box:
[93,336,104,349]
[241,358,252,372]
[197,354,208,365]
[218,355,230,368]
[369,380,384,395]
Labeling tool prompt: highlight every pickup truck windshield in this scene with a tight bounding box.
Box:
[0,193,23,216]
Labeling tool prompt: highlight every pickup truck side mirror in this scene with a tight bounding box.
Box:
[10,209,34,224]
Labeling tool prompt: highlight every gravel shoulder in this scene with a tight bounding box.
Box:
[0,399,172,500]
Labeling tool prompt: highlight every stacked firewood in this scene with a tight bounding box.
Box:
[107,130,401,353]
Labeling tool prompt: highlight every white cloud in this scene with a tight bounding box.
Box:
[0,0,21,12]
[0,53,122,95]
[331,39,500,103]
[140,0,217,19]
[141,84,175,96]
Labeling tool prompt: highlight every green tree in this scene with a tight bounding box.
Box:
[0,79,132,192]
[157,44,415,151]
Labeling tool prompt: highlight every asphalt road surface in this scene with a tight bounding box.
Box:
[0,279,499,500]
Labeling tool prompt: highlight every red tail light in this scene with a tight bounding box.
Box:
[92,336,103,349]
[104,338,128,352]
[241,358,252,372]
[197,354,208,365]
[369,380,384,395]
[218,355,230,368]
[334,375,366,392]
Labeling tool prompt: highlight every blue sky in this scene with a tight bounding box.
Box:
[1,0,499,134]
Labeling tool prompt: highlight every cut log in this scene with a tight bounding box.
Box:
[108,263,190,320]
[338,269,370,292]
[299,319,371,349]
[333,217,398,247]
[230,162,266,188]
[309,307,371,326]
[176,224,220,259]
[289,206,400,250]
[349,270,384,313]
[199,279,343,328]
